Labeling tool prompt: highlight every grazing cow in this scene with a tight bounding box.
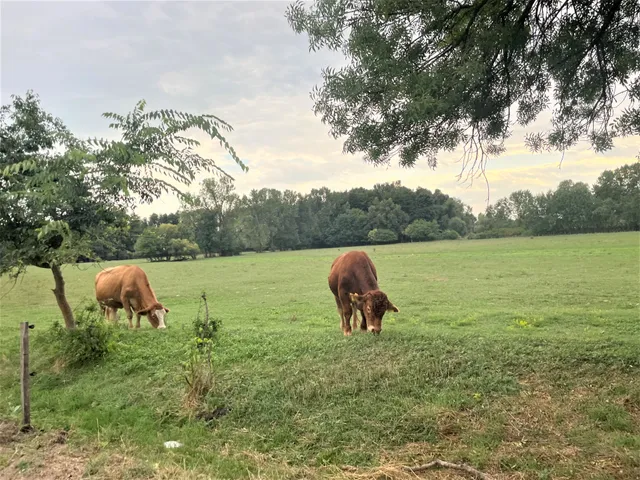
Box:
[328,251,398,335]
[95,265,169,329]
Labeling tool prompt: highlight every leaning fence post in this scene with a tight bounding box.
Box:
[20,321,32,431]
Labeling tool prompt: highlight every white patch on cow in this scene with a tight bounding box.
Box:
[155,308,167,329]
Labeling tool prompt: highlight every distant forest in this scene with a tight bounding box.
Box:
[89,163,639,262]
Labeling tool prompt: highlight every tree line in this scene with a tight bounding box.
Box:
[103,178,476,261]
[474,163,639,238]
[95,162,638,263]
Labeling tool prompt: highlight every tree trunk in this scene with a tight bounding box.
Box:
[51,264,76,329]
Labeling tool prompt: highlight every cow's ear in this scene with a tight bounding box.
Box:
[387,302,399,313]
[164,307,170,313]
[349,293,362,303]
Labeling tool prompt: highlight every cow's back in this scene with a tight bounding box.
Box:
[95,265,147,304]
[329,251,378,296]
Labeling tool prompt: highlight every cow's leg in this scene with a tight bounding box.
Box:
[135,313,141,329]
[338,292,353,336]
[351,308,360,332]
[334,295,344,332]
[121,297,134,329]
[359,308,367,331]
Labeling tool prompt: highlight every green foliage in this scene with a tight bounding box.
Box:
[473,163,639,238]
[193,298,221,346]
[134,228,171,261]
[367,198,410,235]
[47,303,117,367]
[326,208,369,246]
[183,293,220,409]
[0,90,245,328]
[0,92,111,277]
[404,219,441,241]
[367,228,398,244]
[440,229,461,240]
[286,0,640,173]
[469,227,527,239]
[134,224,198,262]
[182,177,243,256]
[447,217,468,236]
[169,239,200,261]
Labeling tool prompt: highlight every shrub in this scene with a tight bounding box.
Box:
[183,292,220,410]
[367,228,398,244]
[469,227,527,239]
[169,238,200,261]
[447,217,468,236]
[48,302,117,367]
[404,219,440,241]
[440,229,461,240]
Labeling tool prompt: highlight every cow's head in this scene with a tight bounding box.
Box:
[141,305,170,329]
[349,290,399,334]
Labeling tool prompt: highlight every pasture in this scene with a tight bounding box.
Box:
[0,232,639,479]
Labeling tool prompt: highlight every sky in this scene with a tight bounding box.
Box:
[2,0,638,218]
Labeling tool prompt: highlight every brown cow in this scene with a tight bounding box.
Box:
[328,250,398,335]
[95,265,169,329]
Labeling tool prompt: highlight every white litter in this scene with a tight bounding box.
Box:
[164,441,183,448]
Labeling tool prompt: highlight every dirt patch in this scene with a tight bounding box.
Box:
[0,421,19,445]
[0,423,86,480]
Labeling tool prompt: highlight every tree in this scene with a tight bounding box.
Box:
[441,229,461,240]
[134,224,200,261]
[509,190,538,227]
[593,163,640,230]
[0,91,246,328]
[135,228,171,262]
[367,198,410,235]
[236,189,275,252]
[404,219,441,242]
[368,228,398,244]
[447,217,468,237]
[286,0,640,176]
[327,208,369,246]
[180,208,218,257]
[548,180,596,233]
[169,238,200,261]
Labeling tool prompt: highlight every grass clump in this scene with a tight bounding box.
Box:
[48,302,117,367]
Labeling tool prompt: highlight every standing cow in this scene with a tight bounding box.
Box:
[328,251,398,335]
[95,265,169,329]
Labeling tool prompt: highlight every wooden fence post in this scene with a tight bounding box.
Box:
[20,321,32,432]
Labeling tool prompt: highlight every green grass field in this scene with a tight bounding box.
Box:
[1,232,639,479]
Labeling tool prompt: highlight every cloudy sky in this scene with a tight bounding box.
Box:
[2,1,638,217]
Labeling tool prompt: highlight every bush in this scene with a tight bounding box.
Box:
[48,303,117,367]
[193,298,221,349]
[440,229,461,240]
[367,228,398,244]
[135,224,199,262]
[183,292,220,410]
[469,227,527,239]
[447,217,468,236]
[404,219,440,241]
[169,238,200,261]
